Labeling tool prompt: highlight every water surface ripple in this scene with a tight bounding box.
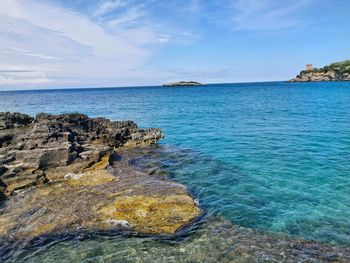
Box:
[1,81,350,246]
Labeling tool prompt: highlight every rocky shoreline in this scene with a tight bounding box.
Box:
[289,60,350,82]
[2,112,350,262]
[0,112,201,240]
[289,70,350,82]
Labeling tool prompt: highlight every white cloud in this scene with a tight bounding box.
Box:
[0,0,200,89]
[0,0,151,87]
[1,0,310,89]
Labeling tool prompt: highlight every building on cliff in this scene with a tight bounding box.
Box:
[306,64,313,71]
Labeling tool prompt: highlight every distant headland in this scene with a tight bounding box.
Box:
[162,81,204,87]
[289,60,350,82]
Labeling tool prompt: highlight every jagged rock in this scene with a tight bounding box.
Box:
[0,112,33,130]
[3,168,48,193]
[0,112,164,195]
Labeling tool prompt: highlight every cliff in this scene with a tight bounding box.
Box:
[289,60,350,82]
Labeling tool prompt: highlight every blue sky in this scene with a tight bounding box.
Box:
[0,0,349,89]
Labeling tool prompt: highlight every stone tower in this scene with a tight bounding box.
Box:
[306,64,313,71]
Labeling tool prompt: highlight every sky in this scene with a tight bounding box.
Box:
[0,0,349,90]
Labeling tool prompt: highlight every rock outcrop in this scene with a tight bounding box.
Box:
[163,81,204,87]
[0,112,163,195]
[289,70,350,82]
[289,60,350,82]
[0,112,201,239]
[0,147,201,239]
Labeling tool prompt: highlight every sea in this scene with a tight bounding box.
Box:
[1,81,350,262]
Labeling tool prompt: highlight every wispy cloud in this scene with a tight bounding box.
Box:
[93,0,127,17]
[0,69,50,86]
[230,0,314,31]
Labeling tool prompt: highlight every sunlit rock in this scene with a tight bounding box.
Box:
[99,195,201,234]
[0,114,200,240]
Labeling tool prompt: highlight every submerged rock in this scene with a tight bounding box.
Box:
[98,194,201,234]
[0,148,201,240]
[0,112,201,240]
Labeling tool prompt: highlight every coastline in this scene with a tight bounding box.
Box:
[1,110,350,262]
[2,143,350,262]
[0,112,201,240]
[289,61,350,82]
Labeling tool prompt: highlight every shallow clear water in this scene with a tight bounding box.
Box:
[1,81,350,245]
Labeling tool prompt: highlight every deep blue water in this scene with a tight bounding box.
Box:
[1,81,350,244]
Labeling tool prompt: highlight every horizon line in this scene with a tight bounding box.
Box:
[0,80,289,92]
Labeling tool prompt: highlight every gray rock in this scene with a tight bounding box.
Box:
[38,146,71,169]
[0,112,33,130]
[0,112,164,196]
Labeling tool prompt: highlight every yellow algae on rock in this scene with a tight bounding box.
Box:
[45,161,88,181]
[0,149,201,240]
[98,195,201,234]
[45,155,111,183]
[68,170,116,187]
[82,155,110,173]
[66,155,116,187]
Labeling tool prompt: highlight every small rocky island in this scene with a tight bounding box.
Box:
[163,81,204,87]
[0,112,201,240]
[289,60,350,82]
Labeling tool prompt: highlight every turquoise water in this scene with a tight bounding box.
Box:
[1,81,350,245]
